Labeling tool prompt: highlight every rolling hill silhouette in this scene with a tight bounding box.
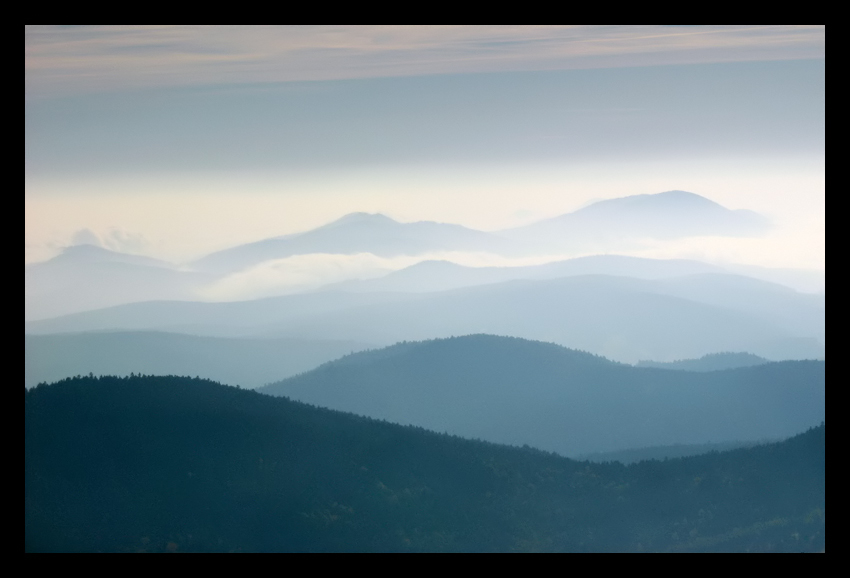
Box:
[503,190,770,251]
[26,273,823,363]
[25,244,213,320]
[191,191,771,273]
[26,374,825,552]
[192,212,513,273]
[261,335,825,456]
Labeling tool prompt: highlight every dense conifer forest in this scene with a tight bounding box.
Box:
[26,375,825,552]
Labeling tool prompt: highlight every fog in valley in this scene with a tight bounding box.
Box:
[26,26,825,552]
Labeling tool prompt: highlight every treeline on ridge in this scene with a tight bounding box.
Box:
[26,375,825,552]
[261,335,825,457]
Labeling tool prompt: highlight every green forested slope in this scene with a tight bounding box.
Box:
[26,375,824,552]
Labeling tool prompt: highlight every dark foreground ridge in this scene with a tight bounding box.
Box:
[26,375,825,552]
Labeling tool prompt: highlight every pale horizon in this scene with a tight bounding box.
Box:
[26,26,825,275]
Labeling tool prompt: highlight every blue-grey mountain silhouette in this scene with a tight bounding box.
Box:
[503,190,771,251]
[192,212,513,274]
[635,351,770,372]
[191,191,771,273]
[25,244,213,320]
[328,255,726,294]
[26,272,824,363]
[261,335,824,457]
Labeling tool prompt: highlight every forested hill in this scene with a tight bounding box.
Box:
[26,375,824,552]
[635,352,770,372]
[261,335,825,456]
[25,331,371,389]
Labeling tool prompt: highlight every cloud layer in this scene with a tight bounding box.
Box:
[26,26,824,97]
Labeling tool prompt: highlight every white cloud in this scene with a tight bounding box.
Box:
[100,228,148,254]
[64,227,148,255]
[69,228,103,247]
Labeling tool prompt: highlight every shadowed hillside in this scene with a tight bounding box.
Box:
[26,375,824,552]
[577,440,774,464]
[636,352,770,372]
[262,335,825,456]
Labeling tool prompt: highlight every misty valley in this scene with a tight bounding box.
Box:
[24,191,825,552]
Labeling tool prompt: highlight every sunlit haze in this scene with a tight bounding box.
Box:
[26,26,824,277]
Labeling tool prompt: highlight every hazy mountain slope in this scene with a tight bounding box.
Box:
[26,375,825,552]
[647,273,825,341]
[567,190,769,236]
[26,274,823,362]
[192,212,514,273]
[262,276,823,362]
[329,255,726,294]
[42,244,173,268]
[636,352,770,372]
[261,335,825,456]
[24,290,422,336]
[723,263,825,294]
[24,332,371,389]
[25,193,813,322]
[328,254,824,300]
[25,244,213,320]
[503,190,770,251]
[190,191,772,275]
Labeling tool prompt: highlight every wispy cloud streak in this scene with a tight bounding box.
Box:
[26,25,824,97]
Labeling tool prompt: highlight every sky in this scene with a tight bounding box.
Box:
[25,25,825,271]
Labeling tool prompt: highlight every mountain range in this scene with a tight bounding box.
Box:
[192,212,514,274]
[27,272,823,363]
[27,191,807,322]
[23,185,826,550]
[191,190,771,273]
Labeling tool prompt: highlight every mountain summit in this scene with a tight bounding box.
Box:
[320,212,398,228]
[503,190,770,250]
[192,213,510,273]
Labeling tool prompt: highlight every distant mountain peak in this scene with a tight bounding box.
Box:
[326,212,398,227]
[52,244,164,266]
[502,190,770,246]
[406,260,466,270]
[61,243,114,256]
[54,243,142,261]
[577,190,724,214]
[649,190,722,205]
[655,190,707,198]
